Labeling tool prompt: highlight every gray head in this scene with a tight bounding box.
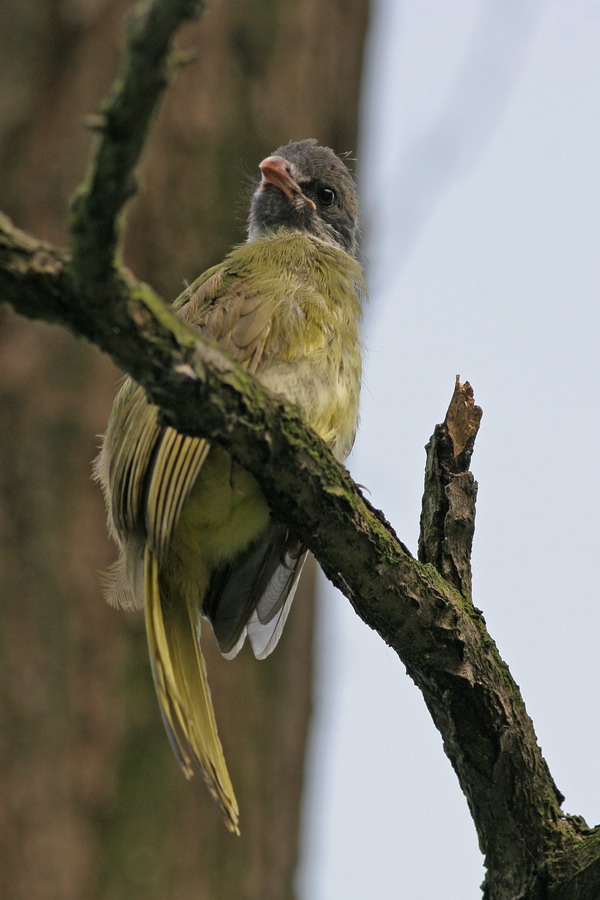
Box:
[247,139,359,257]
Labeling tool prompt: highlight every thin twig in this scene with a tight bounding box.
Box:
[69,0,205,289]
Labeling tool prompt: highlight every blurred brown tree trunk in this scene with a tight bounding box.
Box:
[0,1,369,898]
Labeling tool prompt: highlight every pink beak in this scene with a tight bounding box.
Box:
[258,156,316,210]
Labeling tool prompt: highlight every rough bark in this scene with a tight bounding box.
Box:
[0,0,369,898]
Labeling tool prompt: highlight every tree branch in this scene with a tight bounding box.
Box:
[419,375,482,597]
[69,0,205,288]
[1,0,600,896]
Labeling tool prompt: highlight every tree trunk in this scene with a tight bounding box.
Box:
[0,2,370,898]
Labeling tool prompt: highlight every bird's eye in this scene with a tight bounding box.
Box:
[316,187,336,207]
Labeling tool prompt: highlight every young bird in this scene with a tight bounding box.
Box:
[95,139,365,833]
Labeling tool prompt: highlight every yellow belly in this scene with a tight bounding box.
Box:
[163,446,270,601]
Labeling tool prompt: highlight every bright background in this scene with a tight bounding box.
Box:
[300,2,600,897]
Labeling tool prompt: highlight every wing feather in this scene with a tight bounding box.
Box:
[105,264,278,563]
[143,282,277,560]
[246,554,307,660]
[205,521,306,660]
[162,435,208,538]
[255,541,305,624]
[105,384,161,535]
[146,431,210,561]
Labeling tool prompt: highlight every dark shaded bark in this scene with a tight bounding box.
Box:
[0,1,370,898]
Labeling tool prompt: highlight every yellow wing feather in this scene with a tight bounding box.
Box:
[106,384,161,535]
[145,430,210,561]
[143,284,276,561]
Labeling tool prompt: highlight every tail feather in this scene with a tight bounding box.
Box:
[144,547,240,834]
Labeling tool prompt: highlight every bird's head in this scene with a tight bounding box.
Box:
[248,139,359,257]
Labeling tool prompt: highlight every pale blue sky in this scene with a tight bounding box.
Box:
[300,2,600,897]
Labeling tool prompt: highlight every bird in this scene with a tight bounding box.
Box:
[95,138,366,833]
